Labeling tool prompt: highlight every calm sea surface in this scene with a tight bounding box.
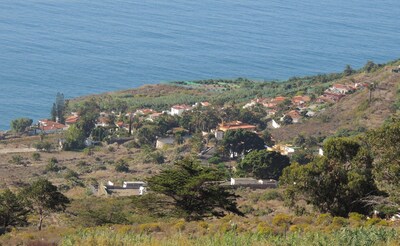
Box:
[1,0,400,130]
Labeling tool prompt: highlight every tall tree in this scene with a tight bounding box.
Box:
[221,130,265,158]
[22,179,70,230]
[51,93,66,123]
[281,137,378,216]
[368,119,400,204]
[238,150,290,180]
[147,158,243,221]
[136,125,159,147]
[63,124,86,150]
[343,64,355,76]
[0,189,29,229]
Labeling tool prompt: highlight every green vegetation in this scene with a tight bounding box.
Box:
[0,189,29,229]
[148,158,243,221]
[282,136,380,216]
[10,118,32,133]
[51,92,66,123]
[22,179,70,230]
[368,119,400,204]
[31,152,41,161]
[9,155,24,165]
[221,130,265,158]
[63,125,86,150]
[60,225,400,246]
[238,150,290,179]
[33,141,54,152]
[115,159,130,173]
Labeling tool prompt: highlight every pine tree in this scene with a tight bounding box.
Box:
[0,189,29,228]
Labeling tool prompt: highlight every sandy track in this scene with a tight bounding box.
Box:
[0,148,37,154]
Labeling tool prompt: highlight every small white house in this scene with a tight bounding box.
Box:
[319,148,324,156]
[229,178,278,188]
[171,105,192,116]
[284,146,295,154]
[272,119,281,129]
[123,181,146,189]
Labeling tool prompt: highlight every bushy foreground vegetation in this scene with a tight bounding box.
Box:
[61,226,400,246]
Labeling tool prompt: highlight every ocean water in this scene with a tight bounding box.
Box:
[1,0,400,130]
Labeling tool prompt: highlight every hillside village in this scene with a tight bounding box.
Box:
[24,80,369,157]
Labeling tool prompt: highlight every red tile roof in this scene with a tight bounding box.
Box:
[172,104,192,110]
[292,95,311,104]
[39,120,66,131]
[287,110,301,119]
[65,115,79,124]
[272,96,287,103]
[218,121,257,132]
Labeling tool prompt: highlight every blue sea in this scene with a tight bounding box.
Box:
[1,0,400,130]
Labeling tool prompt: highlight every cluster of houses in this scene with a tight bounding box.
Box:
[30,82,368,157]
[316,83,365,103]
[243,82,368,129]
[34,81,365,135]
[33,102,210,135]
[243,95,312,128]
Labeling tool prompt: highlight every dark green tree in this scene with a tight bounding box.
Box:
[136,125,159,147]
[10,118,33,133]
[115,159,130,173]
[239,108,267,130]
[51,93,66,123]
[77,99,100,137]
[367,119,400,204]
[63,125,86,150]
[147,158,243,221]
[281,137,378,216]
[22,179,70,231]
[261,129,274,147]
[238,150,290,179]
[363,60,378,73]
[343,64,355,76]
[91,127,108,142]
[221,130,265,158]
[0,189,29,229]
[290,148,314,165]
[282,115,293,125]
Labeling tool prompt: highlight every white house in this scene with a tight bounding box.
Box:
[170,105,192,116]
[229,178,278,188]
[123,181,146,189]
[272,119,281,128]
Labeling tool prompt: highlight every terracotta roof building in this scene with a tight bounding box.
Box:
[215,121,257,140]
[292,95,311,106]
[217,121,257,132]
[65,115,79,125]
[38,119,67,134]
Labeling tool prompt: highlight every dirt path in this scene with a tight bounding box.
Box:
[0,148,37,154]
